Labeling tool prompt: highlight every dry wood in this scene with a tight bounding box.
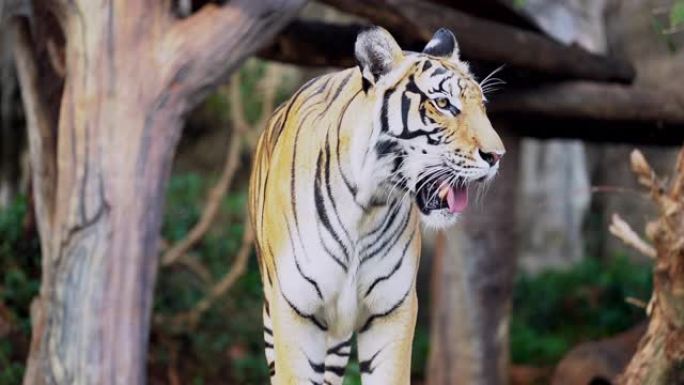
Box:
[302,0,635,82]
[488,82,684,145]
[425,0,540,32]
[609,214,657,259]
[616,149,684,384]
[490,82,684,123]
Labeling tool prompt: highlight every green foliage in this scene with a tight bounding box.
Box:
[510,256,651,365]
[343,361,362,385]
[0,196,41,385]
[513,0,527,9]
[154,172,267,384]
[671,1,684,28]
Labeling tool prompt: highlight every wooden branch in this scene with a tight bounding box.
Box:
[259,20,361,68]
[488,82,684,145]
[609,213,657,259]
[425,0,540,32]
[11,18,59,254]
[490,82,684,123]
[182,216,254,329]
[161,116,243,267]
[162,0,307,110]
[317,0,634,83]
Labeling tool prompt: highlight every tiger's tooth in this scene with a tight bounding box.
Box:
[438,186,449,199]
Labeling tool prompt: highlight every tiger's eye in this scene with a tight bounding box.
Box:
[435,98,449,108]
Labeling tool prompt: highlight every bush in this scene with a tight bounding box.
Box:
[511,256,652,365]
[0,196,41,385]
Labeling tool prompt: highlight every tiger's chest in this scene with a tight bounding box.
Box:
[285,203,421,337]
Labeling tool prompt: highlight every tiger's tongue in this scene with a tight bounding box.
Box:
[446,186,468,213]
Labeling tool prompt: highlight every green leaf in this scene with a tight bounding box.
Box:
[513,0,527,9]
[671,1,684,27]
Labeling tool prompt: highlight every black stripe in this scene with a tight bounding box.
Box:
[327,338,352,355]
[264,327,273,336]
[284,215,324,299]
[380,87,393,133]
[309,359,325,374]
[315,152,350,262]
[325,365,346,377]
[359,287,411,333]
[318,226,348,272]
[281,290,328,332]
[264,342,274,349]
[400,91,410,133]
[359,350,381,374]
[323,137,352,245]
[335,90,363,196]
[365,230,417,297]
[361,207,410,263]
[360,198,400,241]
[317,70,354,118]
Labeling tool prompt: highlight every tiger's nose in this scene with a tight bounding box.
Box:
[478,149,503,166]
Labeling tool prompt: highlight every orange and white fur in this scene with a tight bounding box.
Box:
[249,26,505,385]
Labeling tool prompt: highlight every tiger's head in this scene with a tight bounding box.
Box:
[356,27,505,228]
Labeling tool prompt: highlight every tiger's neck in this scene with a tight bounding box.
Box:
[338,79,412,220]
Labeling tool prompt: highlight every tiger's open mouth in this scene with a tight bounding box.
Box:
[416,176,468,215]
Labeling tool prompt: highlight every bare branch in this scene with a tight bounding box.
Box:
[161,124,243,266]
[631,150,657,189]
[184,216,254,328]
[10,18,58,258]
[228,78,248,133]
[671,148,684,197]
[320,0,634,83]
[162,0,306,109]
[625,297,648,309]
[609,213,657,259]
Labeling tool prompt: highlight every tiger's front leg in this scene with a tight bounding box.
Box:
[357,287,418,385]
[267,281,329,385]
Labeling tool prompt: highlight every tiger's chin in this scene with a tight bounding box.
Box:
[418,209,461,229]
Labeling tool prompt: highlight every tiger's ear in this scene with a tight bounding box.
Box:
[423,28,459,61]
[355,27,404,89]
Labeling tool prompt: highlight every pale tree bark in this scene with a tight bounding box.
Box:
[427,132,520,385]
[10,1,306,384]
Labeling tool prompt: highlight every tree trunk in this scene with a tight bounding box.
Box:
[427,131,520,385]
[11,1,306,384]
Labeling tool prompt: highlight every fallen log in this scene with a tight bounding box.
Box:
[488,82,684,145]
[314,0,635,83]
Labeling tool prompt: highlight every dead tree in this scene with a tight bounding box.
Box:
[610,150,684,384]
[8,1,306,384]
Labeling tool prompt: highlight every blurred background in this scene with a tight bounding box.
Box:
[1,0,683,384]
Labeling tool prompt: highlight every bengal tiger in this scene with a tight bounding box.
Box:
[248,26,505,385]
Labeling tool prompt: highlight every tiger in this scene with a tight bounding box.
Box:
[248,26,505,385]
